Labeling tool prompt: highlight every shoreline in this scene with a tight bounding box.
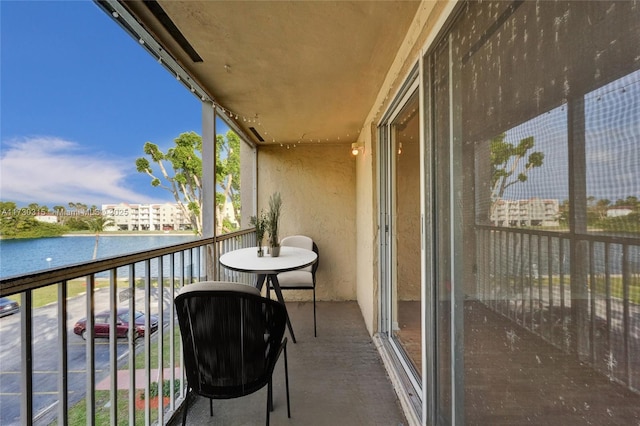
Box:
[61,232,196,237]
[0,232,196,241]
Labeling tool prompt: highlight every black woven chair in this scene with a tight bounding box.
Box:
[174,281,290,426]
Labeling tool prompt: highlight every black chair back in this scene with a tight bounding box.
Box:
[175,286,287,400]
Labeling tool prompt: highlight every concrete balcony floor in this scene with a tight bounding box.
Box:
[169,301,408,426]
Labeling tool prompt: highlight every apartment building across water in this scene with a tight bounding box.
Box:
[490,198,560,227]
[101,203,191,231]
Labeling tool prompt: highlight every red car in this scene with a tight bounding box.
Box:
[73,308,159,340]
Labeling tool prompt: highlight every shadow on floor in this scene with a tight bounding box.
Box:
[464,300,640,425]
[169,301,408,426]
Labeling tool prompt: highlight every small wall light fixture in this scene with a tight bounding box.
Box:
[351,142,364,156]
[397,142,403,155]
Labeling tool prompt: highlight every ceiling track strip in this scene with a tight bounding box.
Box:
[94,0,211,103]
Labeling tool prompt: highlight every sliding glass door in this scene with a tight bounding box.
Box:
[422,1,640,424]
[379,73,423,393]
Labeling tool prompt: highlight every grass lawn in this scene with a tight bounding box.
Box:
[6,278,184,309]
[6,278,128,308]
[62,328,184,425]
[497,275,640,304]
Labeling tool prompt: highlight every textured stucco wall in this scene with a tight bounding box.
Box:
[355,1,452,335]
[355,124,378,335]
[255,1,453,331]
[257,144,356,301]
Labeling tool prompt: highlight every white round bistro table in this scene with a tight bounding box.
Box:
[219,246,317,343]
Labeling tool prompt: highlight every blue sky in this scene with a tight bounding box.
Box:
[1,0,205,207]
[2,2,637,209]
[499,70,639,203]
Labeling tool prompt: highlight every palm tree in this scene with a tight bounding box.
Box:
[86,216,115,259]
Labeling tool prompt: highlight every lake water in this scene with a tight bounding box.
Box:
[0,235,197,279]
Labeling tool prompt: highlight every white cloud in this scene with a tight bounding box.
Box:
[0,136,169,206]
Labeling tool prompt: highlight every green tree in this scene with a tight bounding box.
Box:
[595,198,612,221]
[490,134,544,202]
[86,215,115,259]
[63,201,90,230]
[68,202,87,212]
[626,196,639,210]
[558,199,570,226]
[53,205,66,221]
[0,201,67,239]
[29,202,48,212]
[136,132,203,234]
[489,133,544,224]
[215,130,241,234]
[600,212,640,233]
[135,130,241,236]
[613,196,639,210]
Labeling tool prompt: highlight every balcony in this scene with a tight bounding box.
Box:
[0,230,407,425]
[2,226,640,425]
[470,226,640,424]
[169,302,407,425]
[2,1,640,424]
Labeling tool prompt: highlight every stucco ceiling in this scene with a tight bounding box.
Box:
[120,0,421,146]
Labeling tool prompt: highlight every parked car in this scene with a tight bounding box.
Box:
[0,297,19,318]
[73,308,159,340]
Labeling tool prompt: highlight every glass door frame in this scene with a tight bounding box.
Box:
[378,67,423,398]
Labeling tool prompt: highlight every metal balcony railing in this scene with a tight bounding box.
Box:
[0,228,256,425]
[476,226,640,393]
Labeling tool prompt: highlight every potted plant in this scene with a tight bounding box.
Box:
[266,192,283,257]
[250,210,267,257]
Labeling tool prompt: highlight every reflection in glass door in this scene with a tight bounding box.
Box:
[381,84,422,386]
[392,90,422,377]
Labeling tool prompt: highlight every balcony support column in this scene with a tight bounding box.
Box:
[20,291,33,426]
[567,96,590,360]
[202,101,217,280]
